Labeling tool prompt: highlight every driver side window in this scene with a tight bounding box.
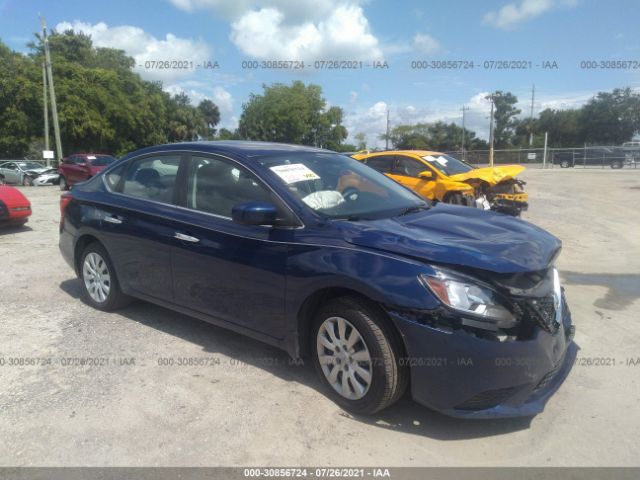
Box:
[186,156,272,218]
[395,156,428,177]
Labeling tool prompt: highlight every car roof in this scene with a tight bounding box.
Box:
[124,141,329,160]
[354,150,444,159]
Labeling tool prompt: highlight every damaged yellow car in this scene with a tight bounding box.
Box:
[352,150,528,216]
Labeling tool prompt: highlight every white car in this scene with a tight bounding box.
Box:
[0,161,59,186]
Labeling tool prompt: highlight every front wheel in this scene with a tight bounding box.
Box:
[560,160,570,168]
[312,297,408,415]
[611,161,623,169]
[22,175,33,186]
[80,243,131,311]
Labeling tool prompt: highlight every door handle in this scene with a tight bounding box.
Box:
[103,215,123,224]
[174,232,200,243]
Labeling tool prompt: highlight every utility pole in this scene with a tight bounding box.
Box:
[42,60,50,166]
[486,93,498,167]
[385,108,390,150]
[461,105,469,160]
[528,84,535,147]
[40,15,63,162]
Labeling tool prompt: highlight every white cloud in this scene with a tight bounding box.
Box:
[170,0,383,60]
[413,33,440,54]
[55,21,212,82]
[483,0,578,29]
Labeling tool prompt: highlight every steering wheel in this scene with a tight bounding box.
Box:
[342,187,360,202]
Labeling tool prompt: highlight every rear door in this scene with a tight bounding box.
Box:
[98,153,184,300]
[170,153,289,337]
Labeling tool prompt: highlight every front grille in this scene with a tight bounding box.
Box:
[455,386,518,411]
[513,294,560,334]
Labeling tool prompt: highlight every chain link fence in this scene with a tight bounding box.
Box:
[445,146,640,169]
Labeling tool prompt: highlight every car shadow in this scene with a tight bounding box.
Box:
[0,224,32,235]
[59,278,535,440]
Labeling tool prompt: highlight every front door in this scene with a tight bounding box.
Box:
[170,154,289,338]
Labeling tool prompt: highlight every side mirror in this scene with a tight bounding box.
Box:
[418,170,434,179]
[232,201,278,226]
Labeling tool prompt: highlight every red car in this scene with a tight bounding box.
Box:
[0,185,31,226]
[58,153,117,190]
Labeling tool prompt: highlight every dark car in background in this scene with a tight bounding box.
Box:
[59,141,575,418]
[553,147,627,168]
[58,153,117,190]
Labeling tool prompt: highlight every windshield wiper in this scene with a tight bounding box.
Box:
[397,203,430,217]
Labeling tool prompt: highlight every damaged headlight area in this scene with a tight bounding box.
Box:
[419,268,518,332]
[414,266,566,341]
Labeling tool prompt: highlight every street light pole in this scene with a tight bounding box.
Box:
[42,60,50,166]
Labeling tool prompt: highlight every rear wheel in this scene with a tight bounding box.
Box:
[560,160,570,168]
[80,242,130,311]
[312,296,408,415]
[611,161,623,169]
[59,176,68,191]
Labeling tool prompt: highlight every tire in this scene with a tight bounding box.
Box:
[445,192,465,205]
[312,296,408,415]
[59,176,68,191]
[0,175,4,185]
[611,161,623,169]
[80,242,131,311]
[560,160,570,168]
[22,175,33,186]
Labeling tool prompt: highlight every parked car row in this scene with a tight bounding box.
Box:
[0,153,118,189]
[59,141,575,419]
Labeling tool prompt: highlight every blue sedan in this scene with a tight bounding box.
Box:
[59,141,575,418]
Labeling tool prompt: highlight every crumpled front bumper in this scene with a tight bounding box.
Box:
[387,302,575,418]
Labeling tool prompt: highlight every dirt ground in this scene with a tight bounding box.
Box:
[1,169,639,467]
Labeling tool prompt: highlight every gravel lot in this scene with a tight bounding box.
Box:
[1,169,639,467]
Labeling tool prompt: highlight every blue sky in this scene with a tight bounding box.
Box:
[1,0,639,146]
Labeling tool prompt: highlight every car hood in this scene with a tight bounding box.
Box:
[0,185,30,208]
[448,165,525,185]
[337,204,561,273]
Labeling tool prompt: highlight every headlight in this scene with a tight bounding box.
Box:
[420,268,517,331]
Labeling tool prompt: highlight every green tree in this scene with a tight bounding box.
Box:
[238,81,348,148]
[198,99,220,139]
[354,132,367,150]
[491,91,521,148]
[581,88,640,144]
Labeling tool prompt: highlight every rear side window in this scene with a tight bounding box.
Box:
[364,155,394,173]
[121,156,181,204]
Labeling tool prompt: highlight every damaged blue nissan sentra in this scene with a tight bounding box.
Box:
[59,141,576,418]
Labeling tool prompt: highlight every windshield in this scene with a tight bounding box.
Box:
[89,155,116,166]
[422,154,473,176]
[17,162,43,170]
[259,152,426,220]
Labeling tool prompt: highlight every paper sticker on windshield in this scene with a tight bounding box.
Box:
[270,164,320,184]
[423,155,448,166]
[87,155,96,160]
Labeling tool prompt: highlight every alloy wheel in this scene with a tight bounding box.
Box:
[316,316,373,400]
[83,252,111,303]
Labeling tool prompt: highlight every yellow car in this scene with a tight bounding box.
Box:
[352,150,528,216]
